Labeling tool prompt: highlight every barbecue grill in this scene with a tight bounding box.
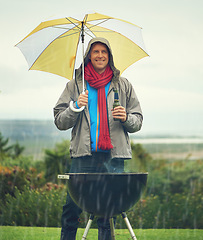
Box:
[58,173,148,240]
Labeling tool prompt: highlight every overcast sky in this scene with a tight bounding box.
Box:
[0,0,203,136]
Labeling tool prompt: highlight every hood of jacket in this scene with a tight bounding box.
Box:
[75,37,120,84]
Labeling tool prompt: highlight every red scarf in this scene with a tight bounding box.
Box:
[84,61,113,150]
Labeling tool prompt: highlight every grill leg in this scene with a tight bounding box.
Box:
[109,218,116,240]
[122,212,137,240]
[82,214,94,240]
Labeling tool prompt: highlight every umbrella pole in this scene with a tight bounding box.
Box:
[69,22,85,112]
[81,21,85,94]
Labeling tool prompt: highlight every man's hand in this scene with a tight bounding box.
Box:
[111,106,127,122]
[77,90,88,108]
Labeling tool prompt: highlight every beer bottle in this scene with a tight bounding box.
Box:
[113,88,120,121]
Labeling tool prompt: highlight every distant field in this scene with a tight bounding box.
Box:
[141,143,203,160]
[15,138,203,161]
[1,119,203,160]
[0,227,202,240]
[7,138,203,161]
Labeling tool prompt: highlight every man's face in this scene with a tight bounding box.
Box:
[89,43,109,74]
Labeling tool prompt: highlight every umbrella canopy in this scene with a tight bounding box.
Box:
[16,12,149,81]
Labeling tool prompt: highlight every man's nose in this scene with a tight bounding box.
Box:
[98,51,103,57]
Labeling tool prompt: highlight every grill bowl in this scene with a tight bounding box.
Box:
[66,173,148,217]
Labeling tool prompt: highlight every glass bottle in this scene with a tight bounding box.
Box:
[113,88,120,121]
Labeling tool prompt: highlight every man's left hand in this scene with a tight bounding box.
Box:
[111,106,127,122]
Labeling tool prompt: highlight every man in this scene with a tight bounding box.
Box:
[54,37,143,240]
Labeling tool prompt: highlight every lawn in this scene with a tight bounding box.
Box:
[0,227,202,240]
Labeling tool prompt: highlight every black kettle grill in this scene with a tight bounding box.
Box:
[58,173,148,240]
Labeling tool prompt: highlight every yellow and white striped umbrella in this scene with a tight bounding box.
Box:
[16,12,149,80]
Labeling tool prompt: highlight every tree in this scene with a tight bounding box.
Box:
[0,132,25,160]
[125,143,152,172]
[11,142,25,158]
[0,132,13,160]
[44,140,71,183]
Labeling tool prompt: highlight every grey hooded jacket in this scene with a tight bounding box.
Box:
[54,37,143,159]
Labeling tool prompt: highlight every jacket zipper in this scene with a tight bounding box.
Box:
[95,103,99,152]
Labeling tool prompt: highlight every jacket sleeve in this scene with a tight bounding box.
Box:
[121,79,143,133]
[53,81,80,130]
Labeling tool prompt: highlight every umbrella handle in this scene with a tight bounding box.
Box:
[69,100,85,112]
[69,23,86,113]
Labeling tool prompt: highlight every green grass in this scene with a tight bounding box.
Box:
[0,227,202,240]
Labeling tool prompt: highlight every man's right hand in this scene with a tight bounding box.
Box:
[77,90,88,108]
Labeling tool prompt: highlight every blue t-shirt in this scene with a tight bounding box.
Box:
[87,81,111,152]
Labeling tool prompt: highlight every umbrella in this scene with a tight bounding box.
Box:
[16,12,149,111]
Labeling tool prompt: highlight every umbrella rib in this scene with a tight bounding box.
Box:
[65,17,82,31]
[52,26,80,31]
[85,18,110,30]
[51,18,114,39]
[55,17,84,41]
[83,14,88,23]
[87,30,114,33]
[58,30,81,39]
[83,18,112,38]
[84,19,116,36]
[83,27,97,39]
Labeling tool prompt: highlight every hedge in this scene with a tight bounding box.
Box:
[0,184,66,227]
[1,187,202,229]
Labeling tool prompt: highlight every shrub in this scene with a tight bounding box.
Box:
[146,159,203,201]
[118,192,203,229]
[0,185,67,227]
[0,164,46,205]
[115,195,161,229]
[158,192,203,229]
[1,187,202,229]
[0,155,33,171]
[0,165,29,203]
